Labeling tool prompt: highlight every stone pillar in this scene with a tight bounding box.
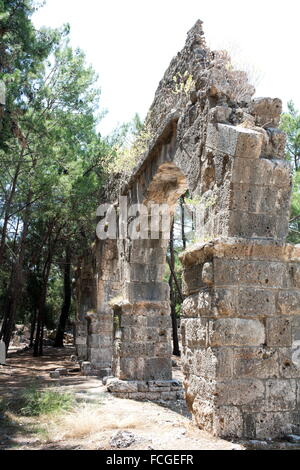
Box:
[180,239,300,439]
[106,238,183,399]
[74,255,94,361]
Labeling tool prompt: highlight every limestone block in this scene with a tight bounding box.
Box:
[213,288,237,316]
[209,318,265,347]
[87,334,100,348]
[255,411,293,439]
[238,288,276,316]
[278,291,300,315]
[144,358,172,381]
[106,378,138,393]
[154,342,173,357]
[118,357,145,381]
[213,259,239,286]
[249,97,282,128]
[238,261,287,288]
[129,392,147,400]
[147,315,171,328]
[191,397,214,433]
[181,318,207,348]
[278,348,300,378]
[229,210,279,239]
[182,264,204,295]
[181,290,212,318]
[208,105,232,124]
[212,406,243,438]
[186,347,233,378]
[290,264,300,288]
[137,381,149,392]
[202,262,214,285]
[233,347,279,379]
[266,317,292,347]
[119,342,155,358]
[262,128,286,159]
[232,157,291,188]
[161,391,178,401]
[206,123,263,159]
[266,379,297,411]
[125,281,169,302]
[216,378,265,407]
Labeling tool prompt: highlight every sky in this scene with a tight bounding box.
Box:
[33,0,300,137]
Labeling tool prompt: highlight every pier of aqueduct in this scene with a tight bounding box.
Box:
[75,20,300,439]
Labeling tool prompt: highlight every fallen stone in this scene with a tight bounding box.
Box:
[110,431,136,449]
[50,371,60,379]
[102,375,114,385]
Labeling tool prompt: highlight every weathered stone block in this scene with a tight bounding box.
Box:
[209,318,265,347]
[154,342,173,357]
[181,318,207,348]
[181,290,212,318]
[213,288,237,316]
[161,391,178,401]
[255,411,293,439]
[249,97,282,128]
[119,342,155,358]
[202,262,214,285]
[238,261,287,288]
[266,379,297,411]
[206,123,263,159]
[278,348,300,378]
[187,347,233,378]
[191,398,214,433]
[238,288,276,316]
[266,317,292,347]
[106,378,138,393]
[144,358,172,381]
[278,291,300,315]
[213,259,239,286]
[233,347,279,379]
[212,406,243,438]
[125,282,169,302]
[118,357,145,381]
[216,379,265,407]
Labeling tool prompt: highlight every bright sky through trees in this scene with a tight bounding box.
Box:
[33,0,300,136]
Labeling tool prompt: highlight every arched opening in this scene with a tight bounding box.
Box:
[108,162,196,396]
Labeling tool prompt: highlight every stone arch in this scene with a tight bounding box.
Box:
[76,20,300,439]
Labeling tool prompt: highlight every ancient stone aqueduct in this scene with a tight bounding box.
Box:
[75,21,300,439]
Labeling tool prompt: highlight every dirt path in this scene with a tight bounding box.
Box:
[0,347,244,450]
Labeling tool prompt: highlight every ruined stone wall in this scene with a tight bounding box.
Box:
[75,20,300,439]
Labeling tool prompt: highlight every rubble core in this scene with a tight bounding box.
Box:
[75,20,300,439]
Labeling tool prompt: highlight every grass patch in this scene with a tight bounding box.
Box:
[19,386,75,416]
[0,385,75,417]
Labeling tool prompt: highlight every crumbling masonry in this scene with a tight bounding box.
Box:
[75,21,300,439]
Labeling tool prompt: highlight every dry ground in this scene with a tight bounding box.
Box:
[0,347,296,451]
[0,347,244,450]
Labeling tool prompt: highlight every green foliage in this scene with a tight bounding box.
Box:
[106,113,152,176]
[280,101,300,244]
[172,71,195,96]
[0,385,75,416]
[20,386,74,416]
[280,101,300,170]
[0,1,114,345]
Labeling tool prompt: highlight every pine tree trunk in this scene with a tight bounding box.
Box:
[0,196,31,351]
[180,195,186,250]
[54,245,72,348]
